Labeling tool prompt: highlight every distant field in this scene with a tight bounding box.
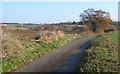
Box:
[9,26,28,30]
[70,25,87,27]
[7,24,41,30]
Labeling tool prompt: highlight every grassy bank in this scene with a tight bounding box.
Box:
[2,33,95,72]
[78,31,119,72]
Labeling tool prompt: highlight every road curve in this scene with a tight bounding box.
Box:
[14,36,97,72]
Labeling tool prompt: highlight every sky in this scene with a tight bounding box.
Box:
[1,2,118,24]
[1,0,119,2]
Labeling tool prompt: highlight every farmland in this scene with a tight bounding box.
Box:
[1,23,119,72]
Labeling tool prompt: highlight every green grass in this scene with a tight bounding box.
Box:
[71,25,87,27]
[110,31,119,43]
[20,24,39,28]
[2,34,83,72]
[0,59,2,74]
[78,31,119,72]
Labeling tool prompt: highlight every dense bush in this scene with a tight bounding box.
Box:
[38,30,65,43]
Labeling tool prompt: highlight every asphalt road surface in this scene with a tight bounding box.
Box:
[14,36,98,72]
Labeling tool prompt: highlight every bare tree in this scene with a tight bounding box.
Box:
[80,8,112,33]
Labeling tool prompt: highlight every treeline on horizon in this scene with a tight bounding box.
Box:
[1,20,119,26]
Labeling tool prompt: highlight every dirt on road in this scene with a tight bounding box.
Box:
[14,36,98,72]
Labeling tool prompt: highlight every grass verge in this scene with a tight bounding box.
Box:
[78,31,119,72]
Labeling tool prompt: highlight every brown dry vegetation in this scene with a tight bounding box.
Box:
[81,29,95,35]
[38,30,65,43]
[2,26,23,58]
[34,25,87,34]
[2,26,66,58]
